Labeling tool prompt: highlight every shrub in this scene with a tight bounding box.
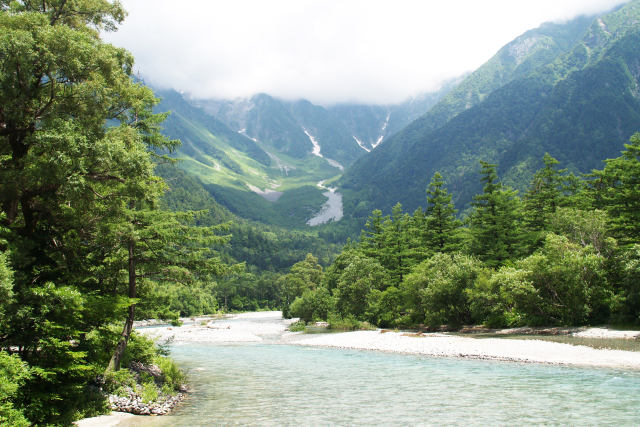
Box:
[335,255,388,319]
[141,381,159,404]
[402,253,484,327]
[0,352,30,427]
[153,356,186,393]
[365,286,403,327]
[288,320,307,332]
[102,369,137,396]
[516,234,610,325]
[327,313,376,331]
[468,267,532,327]
[289,287,334,322]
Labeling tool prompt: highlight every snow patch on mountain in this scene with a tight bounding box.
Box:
[304,128,323,158]
[246,183,283,202]
[372,113,390,149]
[238,128,259,143]
[353,136,371,152]
[303,128,344,170]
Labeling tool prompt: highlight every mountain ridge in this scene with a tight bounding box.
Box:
[339,1,640,220]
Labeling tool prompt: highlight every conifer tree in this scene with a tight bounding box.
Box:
[523,154,562,231]
[592,133,640,246]
[469,161,524,268]
[424,172,460,253]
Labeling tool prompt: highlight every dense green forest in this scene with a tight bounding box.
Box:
[284,142,640,329]
[0,1,242,424]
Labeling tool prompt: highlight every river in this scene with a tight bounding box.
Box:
[120,314,640,426]
[307,180,343,226]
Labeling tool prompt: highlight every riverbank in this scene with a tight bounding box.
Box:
[74,411,140,426]
[138,311,297,344]
[137,312,640,370]
[294,329,640,370]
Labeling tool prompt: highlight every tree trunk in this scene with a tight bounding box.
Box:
[106,239,136,373]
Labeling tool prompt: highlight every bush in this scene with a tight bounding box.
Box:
[468,267,532,327]
[327,313,376,331]
[0,352,30,427]
[402,253,484,327]
[365,286,403,327]
[102,369,137,396]
[141,381,159,404]
[516,234,610,325]
[335,255,388,319]
[288,320,307,332]
[153,356,186,393]
[289,287,334,322]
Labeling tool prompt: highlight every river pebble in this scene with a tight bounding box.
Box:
[108,387,186,415]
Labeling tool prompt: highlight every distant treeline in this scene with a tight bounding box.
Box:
[281,136,640,329]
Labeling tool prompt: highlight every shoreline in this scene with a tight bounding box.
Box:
[76,312,640,425]
[293,329,640,370]
[74,411,140,427]
[136,311,640,370]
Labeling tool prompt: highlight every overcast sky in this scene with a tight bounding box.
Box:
[103,0,629,105]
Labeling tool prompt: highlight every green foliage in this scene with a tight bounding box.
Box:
[141,381,159,404]
[591,133,640,246]
[290,287,334,323]
[0,2,234,421]
[279,253,323,318]
[326,313,376,331]
[469,161,525,267]
[403,253,484,327]
[522,153,574,251]
[548,207,614,255]
[288,320,307,332]
[612,245,640,324]
[516,234,610,325]
[102,369,136,396]
[284,147,640,328]
[365,286,404,328]
[335,254,389,320]
[423,172,461,254]
[0,251,13,322]
[468,267,528,328]
[0,352,31,427]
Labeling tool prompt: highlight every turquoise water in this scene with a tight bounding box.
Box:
[123,342,640,426]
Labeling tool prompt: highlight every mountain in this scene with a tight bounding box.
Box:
[339,1,640,218]
[153,82,455,228]
[155,89,338,228]
[194,85,455,164]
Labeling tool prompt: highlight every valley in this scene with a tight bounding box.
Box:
[5,1,640,425]
[155,86,452,229]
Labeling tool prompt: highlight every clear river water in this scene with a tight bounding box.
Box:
[122,318,640,426]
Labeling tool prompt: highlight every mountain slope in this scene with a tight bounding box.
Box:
[155,89,341,228]
[340,2,640,217]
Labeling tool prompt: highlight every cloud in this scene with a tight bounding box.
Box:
[104,0,629,105]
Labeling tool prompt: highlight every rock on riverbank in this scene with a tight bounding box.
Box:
[108,388,186,415]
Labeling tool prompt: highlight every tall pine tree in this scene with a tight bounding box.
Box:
[469,161,524,268]
[424,172,460,254]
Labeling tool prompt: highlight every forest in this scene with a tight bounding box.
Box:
[0,1,236,424]
[283,145,640,330]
